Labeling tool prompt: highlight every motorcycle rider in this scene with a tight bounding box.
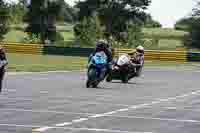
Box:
[129,45,144,77]
[88,39,113,77]
[0,46,8,93]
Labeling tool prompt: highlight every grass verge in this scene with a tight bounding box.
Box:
[5,53,199,72]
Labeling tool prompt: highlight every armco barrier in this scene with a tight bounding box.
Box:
[1,43,43,54]
[43,46,93,57]
[114,49,187,62]
[1,43,200,62]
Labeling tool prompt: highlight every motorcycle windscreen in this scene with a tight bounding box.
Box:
[93,52,107,65]
[117,54,130,66]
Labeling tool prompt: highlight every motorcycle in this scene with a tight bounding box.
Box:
[106,54,143,83]
[86,51,108,88]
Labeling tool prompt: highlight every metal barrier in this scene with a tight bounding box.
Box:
[114,49,187,62]
[1,42,43,54]
[1,42,200,62]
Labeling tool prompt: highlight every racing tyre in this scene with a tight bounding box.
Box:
[86,80,91,88]
[121,73,128,83]
[106,74,112,82]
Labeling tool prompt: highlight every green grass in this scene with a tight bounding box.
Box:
[141,38,184,50]
[6,53,197,72]
[142,28,188,39]
[60,31,74,41]
[4,24,74,43]
[7,53,87,72]
[56,25,74,31]
[3,30,75,44]
[3,30,28,43]
[158,39,183,49]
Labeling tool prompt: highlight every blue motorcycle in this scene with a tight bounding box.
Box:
[86,51,108,88]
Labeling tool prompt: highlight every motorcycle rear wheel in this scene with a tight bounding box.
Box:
[120,71,129,83]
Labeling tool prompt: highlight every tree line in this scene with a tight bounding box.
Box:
[175,1,200,49]
[0,0,77,43]
[4,0,200,49]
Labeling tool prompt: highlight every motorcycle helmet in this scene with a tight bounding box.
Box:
[136,45,144,55]
[96,39,108,52]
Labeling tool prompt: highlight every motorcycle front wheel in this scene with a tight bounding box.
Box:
[106,73,112,82]
[86,68,99,88]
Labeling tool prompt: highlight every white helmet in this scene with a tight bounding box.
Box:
[136,45,144,54]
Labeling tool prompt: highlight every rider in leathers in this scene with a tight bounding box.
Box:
[129,45,144,77]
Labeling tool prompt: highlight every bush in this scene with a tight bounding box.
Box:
[21,33,41,44]
[184,18,200,48]
[174,17,195,31]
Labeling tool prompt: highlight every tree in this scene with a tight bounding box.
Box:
[193,2,200,16]
[76,0,151,41]
[8,2,27,24]
[175,17,195,31]
[56,1,78,23]
[184,1,200,48]
[0,0,10,41]
[25,0,44,43]
[25,0,62,43]
[19,0,29,7]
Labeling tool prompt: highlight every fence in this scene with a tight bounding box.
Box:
[1,42,43,54]
[0,42,200,62]
[114,48,187,62]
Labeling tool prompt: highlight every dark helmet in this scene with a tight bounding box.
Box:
[96,39,108,51]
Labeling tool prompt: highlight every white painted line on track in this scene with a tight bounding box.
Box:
[108,115,200,123]
[34,127,154,133]
[33,89,200,132]
[90,114,105,118]
[55,122,72,127]
[32,126,54,132]
[117,108,129,112]
[72,118,89,123]
[165,107,200,112]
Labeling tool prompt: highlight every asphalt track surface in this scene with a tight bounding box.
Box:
[0,67,200,133]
